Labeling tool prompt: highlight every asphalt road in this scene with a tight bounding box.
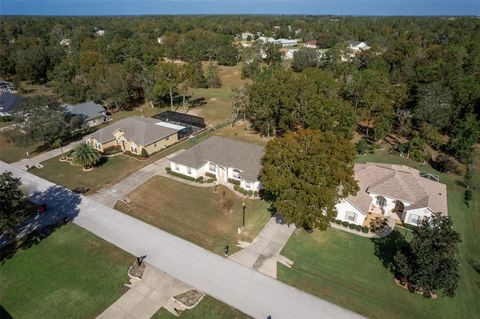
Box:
[1,161,365,319]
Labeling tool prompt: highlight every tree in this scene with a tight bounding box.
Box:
[71,142,101,169]
[414,82,453,130]
[216,45,238,66]
[231,87,249,125]
[206,62,221,88]
[448,113,479,163]
[190,62,207,88]
[292,48,320,72]
[394,213,461,297]
[260,129,359,230]
[264,44,282,65]
[154,62,180,109]
[0,172,29,238]
[52,138,65,159]
[18,95,83,147]
[241,59,261,80]
[177,63,194,110]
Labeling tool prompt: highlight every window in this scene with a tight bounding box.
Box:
[187,167,192,175]
[166,137,169,141]
[209,163,217,172]
[154,143,158,148]
[175,164,179,171]
[376,196,387,208]
[346,211,356,223]
[232,169,241,179]
[410,214,421,225]
[245,181,251,189]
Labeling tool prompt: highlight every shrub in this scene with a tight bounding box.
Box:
[205,172,216,179]
[355,225,362,231]
[165,167,196,181]
[247,190,253,196]
[205,178,215,183]
[103,145,122,155]
[348,223,356,229]
[342,221,349,227]
[465,189,472,203]
[403,224,417,231]
[227,178,240,185]
[356,139,369,155]
[233,185,240,191]
[433,154,461,174]
[253,191,259,197]
[195,176,203,183]
[140,148,149,158]
[362,226,369,233]
[335,219,342,225]
[0,115,13,122]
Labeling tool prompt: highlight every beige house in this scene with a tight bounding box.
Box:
[85,116,184,156]
[336,163,448,226]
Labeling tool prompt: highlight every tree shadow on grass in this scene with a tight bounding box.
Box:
[0,185,82,263]
[370,230,410,277]
[0,305,13,319]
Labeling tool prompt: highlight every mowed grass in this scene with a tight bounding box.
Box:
[278,150,480,319]
[115,176,271,255]
[0,131,42,163]
[213,122,271,146]
[189,64,249,125]
[153,295,250,319]
[30,155,156,194]
[0,224,131,319]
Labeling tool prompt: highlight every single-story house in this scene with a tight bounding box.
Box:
[85,116,185,156]
[65,101,109,127]
[336,163,448,226]
[304,40,318,49]
[59,38,71,47]
[169,136,265,191]
[281,48,299,60]
[0,92,22,116]
[348,41,370,52]
[241,32,254,41]
[0,81,15,95]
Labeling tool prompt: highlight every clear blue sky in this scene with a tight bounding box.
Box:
[1,0,479,16]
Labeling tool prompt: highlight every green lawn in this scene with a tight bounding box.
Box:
[115,176,271,255]
[0,224,132,319]
[153,295,250,319]
[278,150,480,319]
[0,131,43,163]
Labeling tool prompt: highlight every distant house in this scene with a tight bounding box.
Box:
[241,32,254,41]
[156,37,164,45]
[169,136,265,191]
[347,41,370,52]
[59,38,71,47]
[95,29,105,36]
[0,81,15,95]
[0,92,22,116]
[257,37,299,47]
[304,40,318,49]
[281,48,299,60]
[335,163,448,227]
[65,101,109,127]
[85,116,185,156]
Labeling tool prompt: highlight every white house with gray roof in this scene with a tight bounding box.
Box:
[335,163,448,226]
[169,136,264,191]
[65,101,109,127]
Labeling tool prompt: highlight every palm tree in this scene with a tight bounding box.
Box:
[71,142,101,169]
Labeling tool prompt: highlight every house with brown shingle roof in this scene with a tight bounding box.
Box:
[335,163,448,226]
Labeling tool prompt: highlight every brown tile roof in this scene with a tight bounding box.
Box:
[346,163,448,216]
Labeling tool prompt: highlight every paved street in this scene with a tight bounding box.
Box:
[1,161,365,319]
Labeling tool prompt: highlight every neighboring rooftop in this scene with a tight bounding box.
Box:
[170,136,265,181]
[0,92,22,114]
[65,101,105,121]
[86,116,181,146]
[347,163,448,215]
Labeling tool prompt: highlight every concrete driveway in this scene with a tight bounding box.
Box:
[1,161,365,319]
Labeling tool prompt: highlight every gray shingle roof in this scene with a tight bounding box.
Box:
[86,116,180,146]
[170,136,265,181]
[65,101,105,121]
[0,93,22,113]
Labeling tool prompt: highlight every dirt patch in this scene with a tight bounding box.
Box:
[174,289,204,307]
[129,260,145,279]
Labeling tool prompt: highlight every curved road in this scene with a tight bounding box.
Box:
[0,161,365,319]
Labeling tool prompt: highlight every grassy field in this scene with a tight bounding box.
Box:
[0,224,132,319]
[115,176,271,255]
[0,131,43,163]
[153,295,250,319]
[29,155,158,194]
[278,150,480,319]
[189,64,248,125]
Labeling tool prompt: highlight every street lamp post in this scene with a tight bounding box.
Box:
[242,202,246,227]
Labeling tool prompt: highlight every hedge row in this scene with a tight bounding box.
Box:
[333,219,369,233]
[233,185,259,197]
[205,172,217,180]
[103,145,122,155]
[227,178,241,186]
[165,167,196,182]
